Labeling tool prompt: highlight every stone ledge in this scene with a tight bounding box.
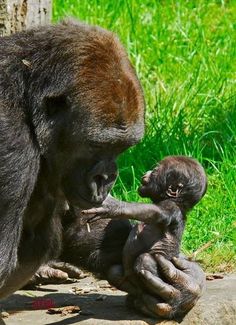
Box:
[0,274,235,324]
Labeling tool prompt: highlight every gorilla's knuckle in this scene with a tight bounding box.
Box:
[141,253,152,263]
[170,288,180,299]
[168,269,178,280]
[188,283,201,296]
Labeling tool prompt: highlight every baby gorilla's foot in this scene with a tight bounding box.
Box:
[24,262,85,287]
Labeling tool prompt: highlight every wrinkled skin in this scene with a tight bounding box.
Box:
[110,253,205,320]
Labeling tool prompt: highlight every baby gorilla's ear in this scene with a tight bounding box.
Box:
[166,183,183,198]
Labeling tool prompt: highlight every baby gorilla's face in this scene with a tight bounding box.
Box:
[138,167,163,202]
[138,156,207,208]
[138,170,152,195]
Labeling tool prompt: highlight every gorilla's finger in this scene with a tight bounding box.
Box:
[107,265,138,295]
[87,215,102,224]
[135,253,157,275]
[138,269,179,300]
[141,294,173,318]
[173,257,206,291]
[172,256,190,271]
[116,279,138,295]
[133,298,157,318]
[155,255,189,284]
[156,256,201,295]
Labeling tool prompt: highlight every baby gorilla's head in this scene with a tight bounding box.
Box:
[138,156,207,211]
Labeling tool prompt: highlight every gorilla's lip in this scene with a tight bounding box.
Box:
[69,193,103,209]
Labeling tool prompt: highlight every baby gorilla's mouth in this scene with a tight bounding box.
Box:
[138,185,148,197]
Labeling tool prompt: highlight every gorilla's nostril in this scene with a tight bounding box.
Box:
[103,174,109,181]
[93,174,105,187]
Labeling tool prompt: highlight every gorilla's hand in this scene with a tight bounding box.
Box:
[129,253,205,319]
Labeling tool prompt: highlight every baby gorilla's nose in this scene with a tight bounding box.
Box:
[141,170,152,185]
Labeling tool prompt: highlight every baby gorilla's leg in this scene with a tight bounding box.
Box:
[24,262,84,286]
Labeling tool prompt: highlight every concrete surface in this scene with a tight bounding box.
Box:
[0,274,236,325]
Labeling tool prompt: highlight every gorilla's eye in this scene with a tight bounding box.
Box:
[88,142,104,150]
[44,95,69,117]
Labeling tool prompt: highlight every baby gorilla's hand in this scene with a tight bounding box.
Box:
[82,195,124,220]
[82,206,109,218]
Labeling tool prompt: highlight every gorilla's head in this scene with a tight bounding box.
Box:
[26,21,145,208]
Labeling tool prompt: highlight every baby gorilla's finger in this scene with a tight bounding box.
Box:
[81,208,102,214]
[138,269,179,300]
[81,207,108,216]
[87,215,102,223]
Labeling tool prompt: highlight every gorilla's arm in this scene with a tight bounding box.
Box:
[0,108,39,290]
[59,211,205,320]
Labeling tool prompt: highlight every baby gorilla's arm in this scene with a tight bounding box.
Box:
[82,196,178,226]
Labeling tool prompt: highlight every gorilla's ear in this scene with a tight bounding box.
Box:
[44,95,69,117]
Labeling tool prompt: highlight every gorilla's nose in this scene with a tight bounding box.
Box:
[87,159,117,204]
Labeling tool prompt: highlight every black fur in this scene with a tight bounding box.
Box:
[60,208,132,276]
[0,20,144,297]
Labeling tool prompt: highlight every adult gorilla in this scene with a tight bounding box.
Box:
[0,20,205,319]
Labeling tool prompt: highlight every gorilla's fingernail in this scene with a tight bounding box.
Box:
[64,201,69,210]
[86,223,91,233]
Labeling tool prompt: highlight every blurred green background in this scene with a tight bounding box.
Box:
[53,0,236,272]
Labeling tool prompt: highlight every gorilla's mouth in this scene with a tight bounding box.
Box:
[68,191,103,209]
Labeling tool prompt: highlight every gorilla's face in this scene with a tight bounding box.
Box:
[35,82,144,208]
[62,145,119,208]
[29,23,145,208]
[60,108,144,208]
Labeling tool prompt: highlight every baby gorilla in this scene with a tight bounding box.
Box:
[83,156,207,282]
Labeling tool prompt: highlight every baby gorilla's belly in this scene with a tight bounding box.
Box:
[123,223,179,276]
[150,232,180,259]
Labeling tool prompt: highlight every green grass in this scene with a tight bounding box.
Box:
[53,0,236,272]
